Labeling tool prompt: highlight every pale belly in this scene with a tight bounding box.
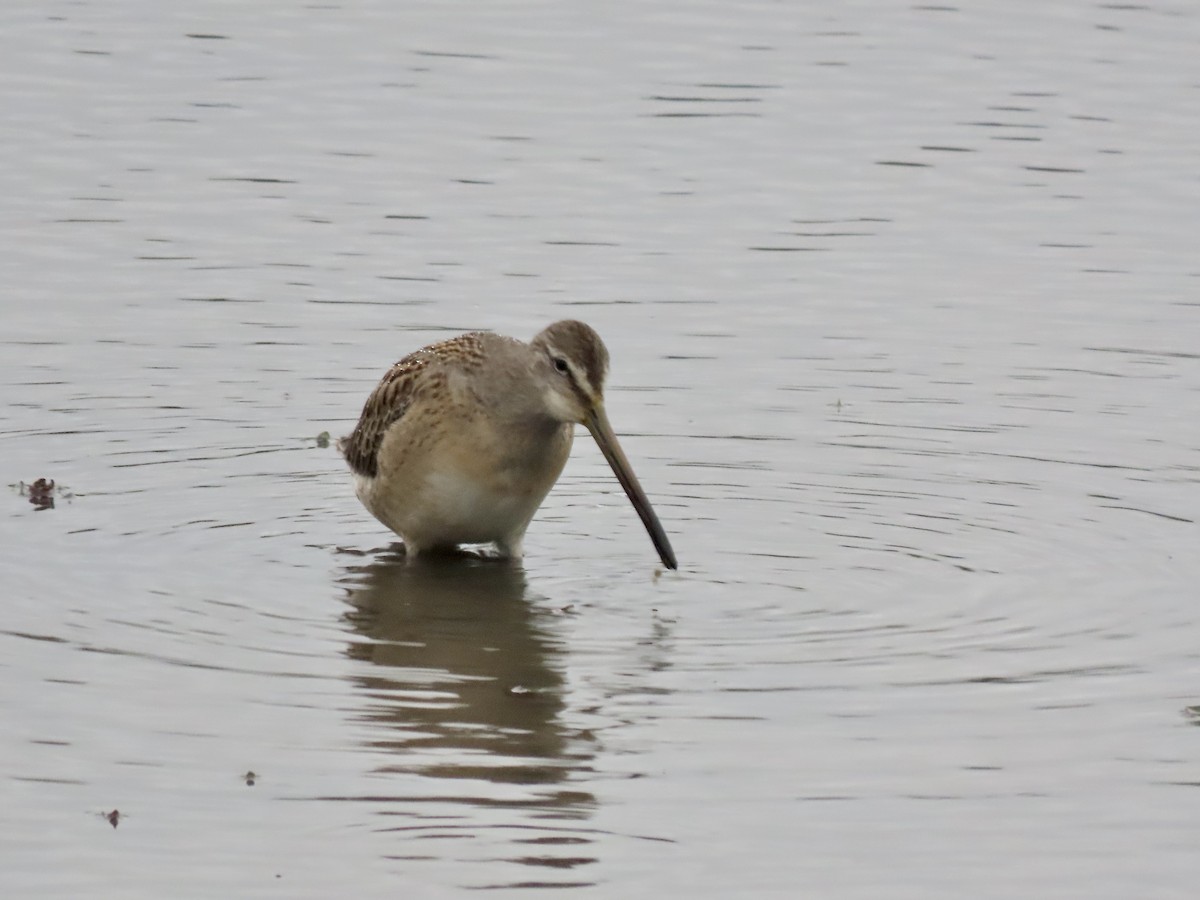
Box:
[356,418,573,556]
[357,470,545,548]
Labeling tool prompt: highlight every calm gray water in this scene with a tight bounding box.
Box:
[2,1,1198,897]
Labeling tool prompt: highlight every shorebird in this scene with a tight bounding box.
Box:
[340,320,677,569]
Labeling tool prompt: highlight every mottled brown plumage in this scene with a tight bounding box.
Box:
[340,320,676,569]
[342,334,490,478]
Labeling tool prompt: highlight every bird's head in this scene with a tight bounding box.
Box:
[530,320,677,570]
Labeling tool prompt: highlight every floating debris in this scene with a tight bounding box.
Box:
[16,478,59,510]
[243,770,257,786]
[105,809,121,829]
[315,431,331,448]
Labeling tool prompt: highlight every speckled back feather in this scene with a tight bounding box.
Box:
[340,332,489,477]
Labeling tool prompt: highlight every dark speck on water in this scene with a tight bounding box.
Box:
[3,1,1199,897]
[16,478,58,510]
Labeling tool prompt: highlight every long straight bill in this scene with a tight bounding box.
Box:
[585,405,677,570]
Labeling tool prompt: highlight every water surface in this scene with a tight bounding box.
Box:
[2,1,1198,897]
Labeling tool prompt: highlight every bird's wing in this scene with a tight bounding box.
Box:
[339,333,488,478]
[339,351,433,478]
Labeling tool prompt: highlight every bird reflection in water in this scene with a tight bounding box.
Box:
[338,550,599,882]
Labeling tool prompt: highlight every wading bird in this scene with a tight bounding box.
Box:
[340,320,677,569]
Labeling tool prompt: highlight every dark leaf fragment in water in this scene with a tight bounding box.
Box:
[19,478,57,510]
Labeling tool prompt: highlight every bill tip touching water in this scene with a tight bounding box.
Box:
[340,320,677,570]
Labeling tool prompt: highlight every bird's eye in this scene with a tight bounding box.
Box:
[553,357,569,375]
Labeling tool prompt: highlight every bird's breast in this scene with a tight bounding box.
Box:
[364,408,573,547]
